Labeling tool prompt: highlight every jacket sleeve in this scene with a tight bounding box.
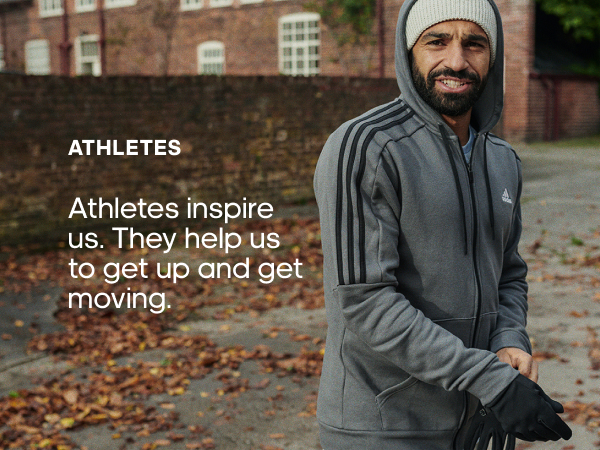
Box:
[489,158,532,355]
[315,129,519,406]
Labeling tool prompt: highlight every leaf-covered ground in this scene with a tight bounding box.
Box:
[0,215,326,449]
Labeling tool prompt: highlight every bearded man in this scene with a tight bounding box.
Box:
[313,0,572,449]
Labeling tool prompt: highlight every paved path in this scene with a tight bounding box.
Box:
[514,144,600,450]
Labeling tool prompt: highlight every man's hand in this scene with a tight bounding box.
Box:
[464,402,515,450]
[496,347,538,382]
[486,374,572,442]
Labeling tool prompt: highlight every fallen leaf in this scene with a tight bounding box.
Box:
[160,403,176,409]
[60,417,75,429]
[63,390,78,404]
[292,334,311,341]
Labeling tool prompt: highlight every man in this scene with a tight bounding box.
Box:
[313,0,572,449]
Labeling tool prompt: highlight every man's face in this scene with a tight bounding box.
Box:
[411,20,491,118]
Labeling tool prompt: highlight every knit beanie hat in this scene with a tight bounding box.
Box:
[405,0,497,64]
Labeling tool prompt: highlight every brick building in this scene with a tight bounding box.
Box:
[0,0,598,141]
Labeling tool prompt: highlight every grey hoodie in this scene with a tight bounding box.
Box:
[313,1,531,449]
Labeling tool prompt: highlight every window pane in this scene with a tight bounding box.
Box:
[26,40,50,74]
[279,15,320,76]
[81,41,98,57]
[198,42,225,75]
[81,62,95,75]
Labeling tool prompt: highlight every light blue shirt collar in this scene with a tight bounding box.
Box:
[462,126,476,164]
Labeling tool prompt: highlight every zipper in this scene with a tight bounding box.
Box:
[450,133,483,449]
[466,157,484,348]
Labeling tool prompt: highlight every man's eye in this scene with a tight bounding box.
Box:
[428,40,444,46]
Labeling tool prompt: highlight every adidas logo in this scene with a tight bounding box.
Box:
[502,189,513,204]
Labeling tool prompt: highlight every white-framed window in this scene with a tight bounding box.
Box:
[279,13,320,76]
[104,0,136,8]
[240,0,262,4]
[198,41,225,75]
[209,0,232,7]
[39,0,63,17]
[25,39,51,74]
[75,0,96,12]
[181,0,202,10]
[0,45,4,71]
[75,35,101,76]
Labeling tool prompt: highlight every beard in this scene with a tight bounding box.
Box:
[411,59,488,117]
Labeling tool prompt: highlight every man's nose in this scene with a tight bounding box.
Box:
[444,43,469,72]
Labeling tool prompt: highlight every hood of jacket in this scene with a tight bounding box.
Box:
[394,0,505,136]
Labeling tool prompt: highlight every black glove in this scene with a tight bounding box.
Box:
[464,402,515,450]
[486,374,572,442]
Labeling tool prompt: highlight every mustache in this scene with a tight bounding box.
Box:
[428,69,480,83]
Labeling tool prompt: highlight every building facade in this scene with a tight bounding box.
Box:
[1,0,598,141]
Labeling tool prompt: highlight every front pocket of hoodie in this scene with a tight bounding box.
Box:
[375,378,463,431]
[375,375,419,407]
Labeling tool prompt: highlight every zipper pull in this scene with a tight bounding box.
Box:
[468,162,474,184]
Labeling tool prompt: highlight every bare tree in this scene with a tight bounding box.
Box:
[151,0,180,76]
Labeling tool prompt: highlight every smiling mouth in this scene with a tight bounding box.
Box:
[440,79,470,88]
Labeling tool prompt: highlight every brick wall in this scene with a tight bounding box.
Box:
[2,0,394,77]
[557,79,600,139]
[496,0,536,142]
[527,76,549,141]
[0,5,27,72]
[528,76,600,141]
[0,74,400,243]
[0,0,543,140]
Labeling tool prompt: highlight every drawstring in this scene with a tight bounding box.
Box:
[482,133,496,240]
[440,128,497,255]
[439,125,469,255]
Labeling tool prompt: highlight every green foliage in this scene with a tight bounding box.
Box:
[305,0,377,74]
[536,0,600,42]
[536,0,600,78]
[306,0,376,40]
[339,0,377,36]
[570,235,585,246]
